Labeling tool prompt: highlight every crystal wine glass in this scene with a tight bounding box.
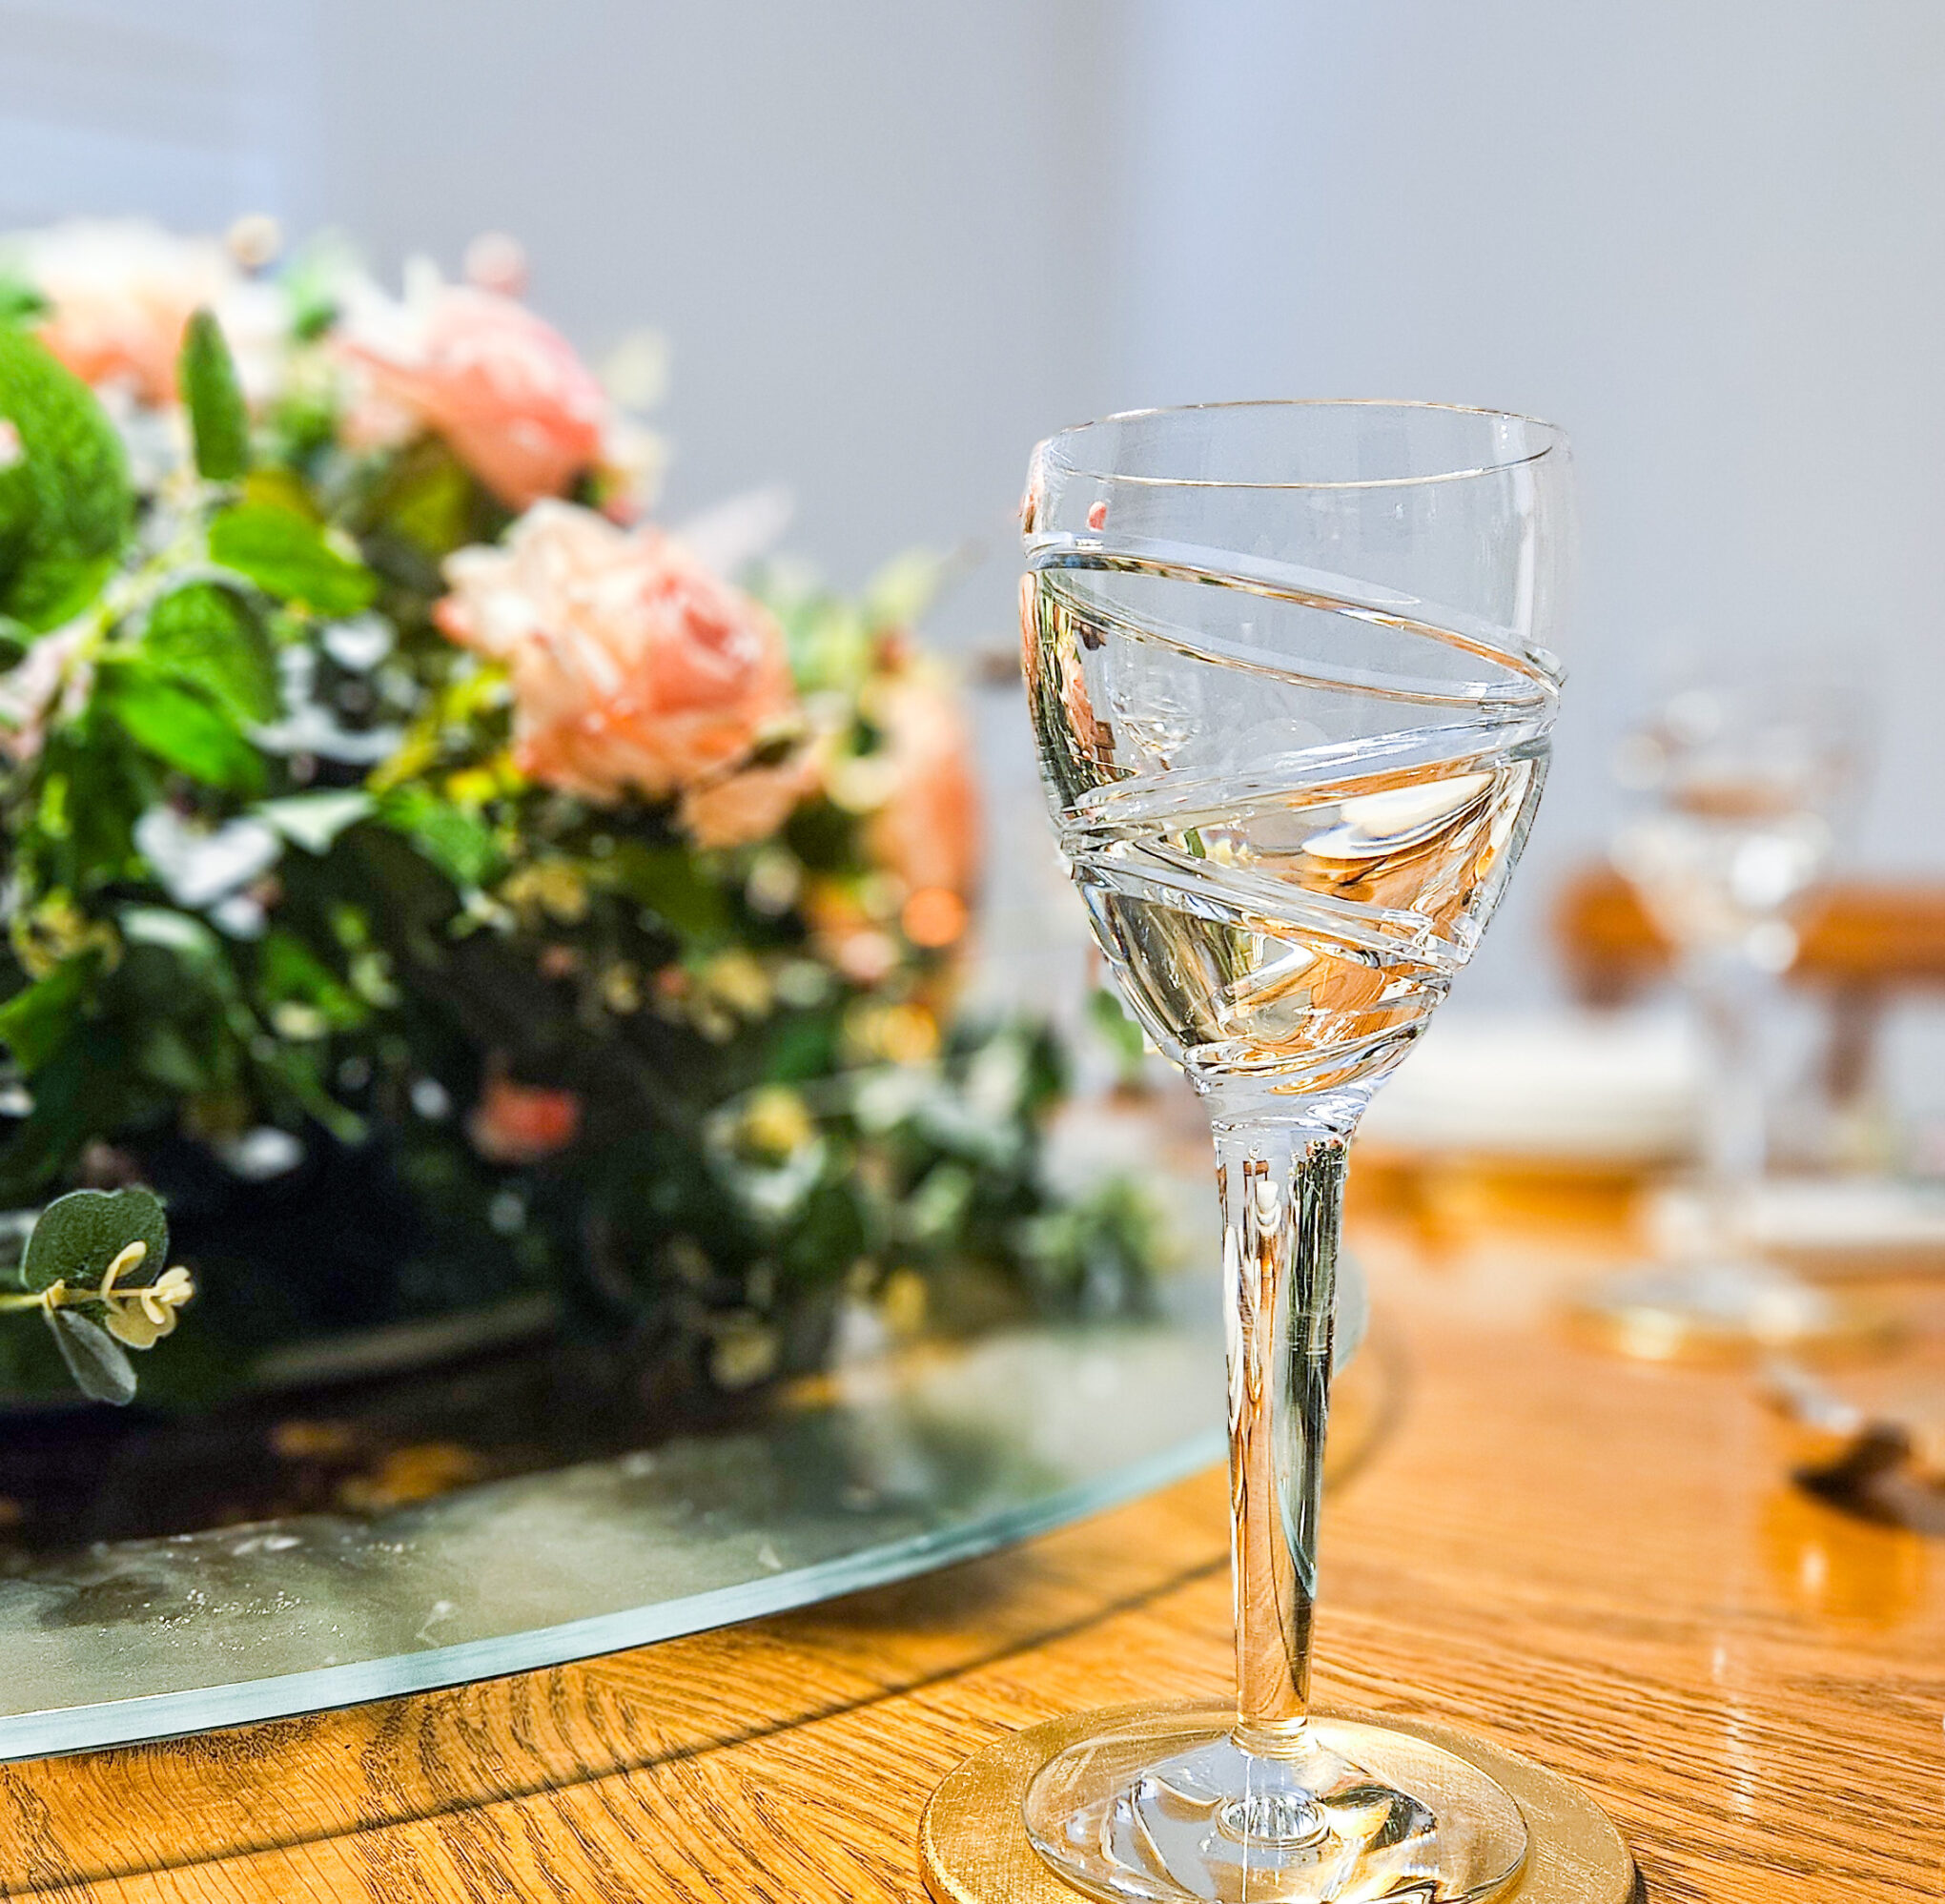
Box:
[1017,400,1571,1903]
[1575,648,1876,1357]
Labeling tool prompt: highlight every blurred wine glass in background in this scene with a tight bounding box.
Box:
[1575,640,1885,1356]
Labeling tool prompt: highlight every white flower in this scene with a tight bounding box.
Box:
[133,808,281,910]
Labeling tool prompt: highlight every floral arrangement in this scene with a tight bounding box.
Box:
[0,219,1153,1410]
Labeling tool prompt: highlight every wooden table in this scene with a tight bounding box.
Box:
[4,1222,1942,1901]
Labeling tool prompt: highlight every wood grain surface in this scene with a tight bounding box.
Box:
[3,1228,1942,1901]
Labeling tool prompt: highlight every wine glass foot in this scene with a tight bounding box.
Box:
[1567,1260,1897,1364]
[1022,1703,1526,1904]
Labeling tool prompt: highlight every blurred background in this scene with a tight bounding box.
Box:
[4,0,1944,1137]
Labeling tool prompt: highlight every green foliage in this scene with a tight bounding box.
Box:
[597,840,730,939]
[47,1310,136,1405]
[97,663,265,792]
[178,308,250,481]
[0,325,133,630]
[1088,985,1149,1082]
[209,501,377,616]
[21,1186,168,1293]
[0,956,97,1071]
[258,930,367,1031]
[141,583,277,725]
[0,276,46,322]
[378,785,502,889]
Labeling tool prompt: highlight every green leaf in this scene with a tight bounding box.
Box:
[98,665,264,793]
[0,325,133,631]
[208,502,377,617]
[367,437,478,557]
[378,784,502,888]
[1088,986,1147,1076]
[136,1020,209,1093]
[256,789,372,854]
[45,1307,137,1404]
[600,840,731,938]
[22,1185,169,1293]
[178,308,250,481]
[0,615,30,670]
[0,958,95,1070]
[141,581,277,725]
[258,930,366,1030]
[0,277,47,323]
[119,906,223,966]
[0,1020,124,1202]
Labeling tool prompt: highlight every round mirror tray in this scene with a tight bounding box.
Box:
[0,1300,1249,1761]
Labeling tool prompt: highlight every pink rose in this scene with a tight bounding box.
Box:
[867,669,981,928]
[437,502,798,807]
[338,264,653,511]
[19,219,240,407]
[467,1073,582,1165]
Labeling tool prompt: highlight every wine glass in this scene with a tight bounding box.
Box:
[1017,401,1571,1903]
[1574,647,1878,1357]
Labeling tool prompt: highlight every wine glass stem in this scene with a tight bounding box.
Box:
[1682,946,1769,1258]
[1207,1086,1358,1760]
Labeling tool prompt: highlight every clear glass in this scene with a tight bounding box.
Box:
[1582,647,1876,1355]
[1014,400,1571,1902]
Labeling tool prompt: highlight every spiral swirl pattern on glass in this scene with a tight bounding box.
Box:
[1016,402,1571,1904]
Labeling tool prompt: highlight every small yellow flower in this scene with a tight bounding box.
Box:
[11,892,117,980]
[601,960,643,1014]
[92,1240,196,1349]
[700,951,772,1018]
[880,1267,928,1337]
[709,1315,780,1391]
[501,857,589,925]
[740,1086,815,1161]
[843,1000,939,1067]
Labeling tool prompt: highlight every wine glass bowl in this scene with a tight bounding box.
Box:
[1610,668,1864,973]
[1016,401,1572,1903]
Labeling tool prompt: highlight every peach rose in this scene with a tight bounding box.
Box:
[467,1073,582,1165]
[867,669,981,912]
[338,262,655,511]
[679,754,818,850]
[16,219,278,407]
[438,502,798,807]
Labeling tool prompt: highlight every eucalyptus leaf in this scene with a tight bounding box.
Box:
[178,308,250,481]
[21,1185,169,1293]
[45,1306,137,1404]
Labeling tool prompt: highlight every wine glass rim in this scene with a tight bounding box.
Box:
[1037,399,1568,491]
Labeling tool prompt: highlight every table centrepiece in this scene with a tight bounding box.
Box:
[0,217,1160,1440]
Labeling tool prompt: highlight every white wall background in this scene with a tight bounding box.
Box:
[1106,0,1945,1004]
[5,0,1944,1017]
